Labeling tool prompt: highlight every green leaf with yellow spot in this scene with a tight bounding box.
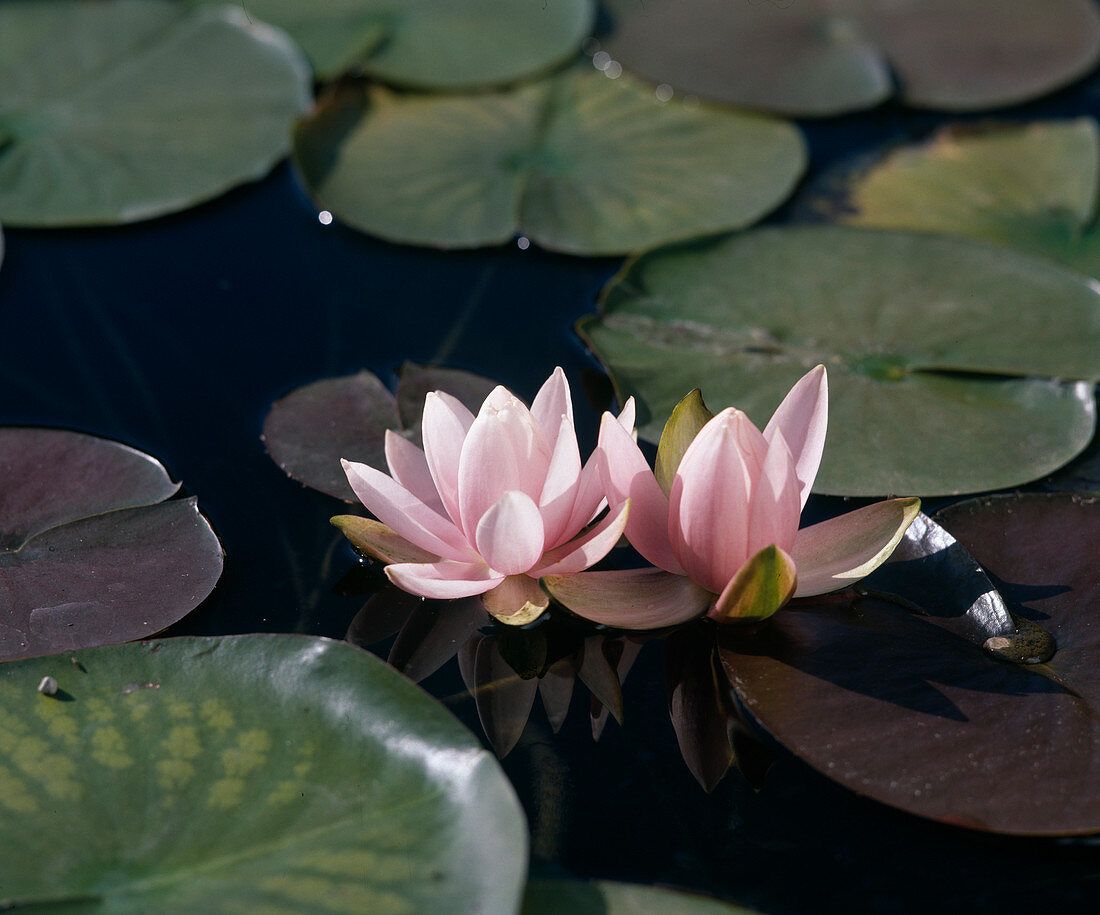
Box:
[0,635,527,913]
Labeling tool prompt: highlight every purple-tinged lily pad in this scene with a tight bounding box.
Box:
[719,492,1100,835]
[0,428,222,662]
[262,363,496,501]
[600,0,1100,116]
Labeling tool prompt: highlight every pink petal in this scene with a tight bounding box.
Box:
[539,414,583,548]
[791,497,921,597]
[617,396,636,435]
[474,490,546,575]
[384,430,445,516]
[544,568,712,629]
[385,559,503,599]
[342,459,475,562]
[764,365,828,510]
[670,409,767,594]
[597,412,684,575]
[561,399,638,535]
[422,391,475,526]
[458,387,549,534]
[747,426,801,555]
[532,499,630,576]
[530,366,573,436]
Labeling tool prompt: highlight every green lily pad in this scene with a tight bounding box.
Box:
[262,364,496,501]
[719,492,1100,836]
[523,878,756,914]
[599,0,1100,116]
[192,0,595,85]
[0,634,527,910]
[818,118,1100,279]
[0,0,311,227]
[581,225,1100,496]
[0,428,223,662]
[292,65,805,255]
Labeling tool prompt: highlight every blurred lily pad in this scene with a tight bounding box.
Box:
[0,428,222,662]
[817,118,1100,278]
[719,492,1100,836]
[292,65,805,254]
[600,0,1100,116]
[0,0,311,226]
[0,634,527,910]
[192,0,595,85]
[523,878,756,914]
[581,225,1100,496]
[263,364,496,501]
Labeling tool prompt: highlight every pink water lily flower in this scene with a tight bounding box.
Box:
[545,366,920,627]
[335,368,632,625]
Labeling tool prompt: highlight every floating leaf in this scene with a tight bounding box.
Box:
[0,635,528,910]
[292,65,805,255]
[600,0,1100,116]
[523,878,756,914]
[581,225,1100,496]
[0,428,222,662]
[0,0,311,226]
[820,118,1100,279]
[193,0,595,85]
[263,364,496,501]
[719,492,1100,835]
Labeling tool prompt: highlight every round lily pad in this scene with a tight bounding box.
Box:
[262,364,497,501]
[817,118,1100,279]
[0,428,223,662]
[192,0,595,85]
[599,0,1100,116]
[0,0,311,227]
[580,225,1100,496]
[718,492,1100,836]
[0,634,528,910]
[292,64,805,255]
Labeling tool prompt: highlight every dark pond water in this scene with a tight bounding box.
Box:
[2,60,1099,914]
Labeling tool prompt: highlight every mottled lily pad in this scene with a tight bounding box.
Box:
[292,64,805,254]
[0,634,527,911]
[192,0,595,85]
[581,225,1100,496]
[719,492,1100,835]
[600,0,1100,116]
[818,118,1100,279]
[262,364,496,501]
[0,0,311,226]
[0,428,223,662]
[523,878,756,914]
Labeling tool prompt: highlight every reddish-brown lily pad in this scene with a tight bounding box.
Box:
[0,428,222,662]
[719,492,1100,835]
[262,364,496,501]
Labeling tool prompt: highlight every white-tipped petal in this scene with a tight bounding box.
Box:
[764,365,828,509]
[475,491,546,576]
[384,430,445,515]
[791,497,921,597]
[386,560,503,599]
[539,414,583,548]
[342,459,475,561]
[530,366,574,435]
[422,391,475,526]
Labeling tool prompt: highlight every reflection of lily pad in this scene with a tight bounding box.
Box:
[0,0,311,226]
[0,634,527,910]
[719,492,1100,836]
[523,878,755,914]
[600,0,1100,116]
[817,118,1100,278]
[0,429,223,662]
[193,0,595,85]
[292,65,805,254]
[263,364,496,501]
[581,225,1100,496]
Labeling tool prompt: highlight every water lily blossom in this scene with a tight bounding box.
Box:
[545,366,920,627]
[334,368,632,625]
